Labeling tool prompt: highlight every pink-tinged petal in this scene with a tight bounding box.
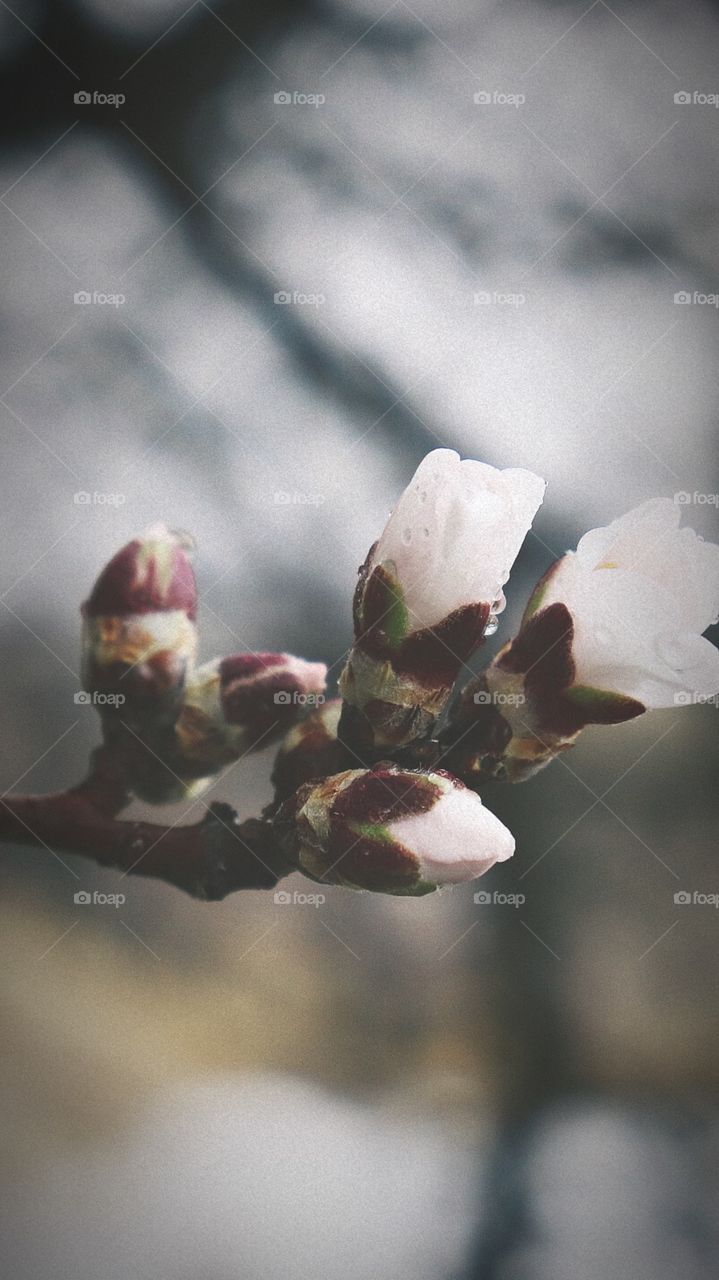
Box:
[388,787,514,885]
[273,764,515,895]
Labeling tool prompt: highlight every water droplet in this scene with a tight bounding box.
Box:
[401,527,412,546]
[484,614,499,637]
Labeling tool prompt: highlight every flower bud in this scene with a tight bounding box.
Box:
[272,699,351,802]
[274,764,514,895]
[175,652,328,769]
[339,450,544,753]
[81,523,197,725]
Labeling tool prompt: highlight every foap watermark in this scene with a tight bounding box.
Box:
[274,690,325,707]
[74,289,126,307]
[273,889,325,906]
[74,889,126,907]
[274,489,325,506]
[474,889,526,907]
[74,90,125,108]
[74,490,126,507]
[74,691,126,707]
[274,90,325,107]
[674,90,719,108]
[474,290,526,307]
[473,690,526,706]
[674,491,719,507]
[674,290,719,307]
[274,290,325,306]
[673,691,718,708]
[674,890,719,907]
[474,90,525,108]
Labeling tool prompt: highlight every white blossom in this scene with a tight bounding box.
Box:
[542,498,719,707]
[370,449,545,632]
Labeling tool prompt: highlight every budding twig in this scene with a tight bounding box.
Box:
[0,749,289,900]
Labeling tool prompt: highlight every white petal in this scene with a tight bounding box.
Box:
[388,787,515,886]
[573,499,719,632]
[373,450,545,630]
[543,502,719,704]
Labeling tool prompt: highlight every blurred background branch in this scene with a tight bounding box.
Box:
[1,2,718,1278]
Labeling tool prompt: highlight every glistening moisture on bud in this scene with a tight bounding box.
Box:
[274,765,514,895]
[339,449,544,754]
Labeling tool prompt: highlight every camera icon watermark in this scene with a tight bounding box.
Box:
[674,290,719,307]
[74,691,126,707]
[474,290,526,306]
[74,889,126,907]
[672,690,718,708]
[473,690,526,706]
[673,491,719,507]
[273,90,325,107]
[673,90,719,107]
[273,889,325,906]
[273,290,325,306]
[474,889,526,907]
[674,889,719,907]
[74,289,126,307]
[273,690,325,707]
[74,90,125,108]
[73,490,126,506]
[473,90,525,108]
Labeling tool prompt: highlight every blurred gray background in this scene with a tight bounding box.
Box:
[0,1,718,1277]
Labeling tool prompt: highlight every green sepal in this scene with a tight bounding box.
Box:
[362,561,409,649]
[564,684,645,724]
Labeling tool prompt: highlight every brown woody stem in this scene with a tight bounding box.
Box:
[0,749,290,899]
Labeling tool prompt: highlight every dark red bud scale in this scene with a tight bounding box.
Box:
[83,525,197,621]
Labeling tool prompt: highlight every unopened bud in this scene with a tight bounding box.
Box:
[175,652,328,768]
[81,524,198,724]
[83,523,197,620]
[272,699,351,801]
[274,764,514,895]
[339,450,544,753]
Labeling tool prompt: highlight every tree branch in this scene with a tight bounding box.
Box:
[0,749,290,899]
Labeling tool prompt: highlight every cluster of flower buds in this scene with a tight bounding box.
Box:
[77,462,719,900]
[273,763,514,895]
[339,450,545,754]
[120,652,328,805]
[81,529,327,804]
[442,499,719,784]
[177,652,327,762]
